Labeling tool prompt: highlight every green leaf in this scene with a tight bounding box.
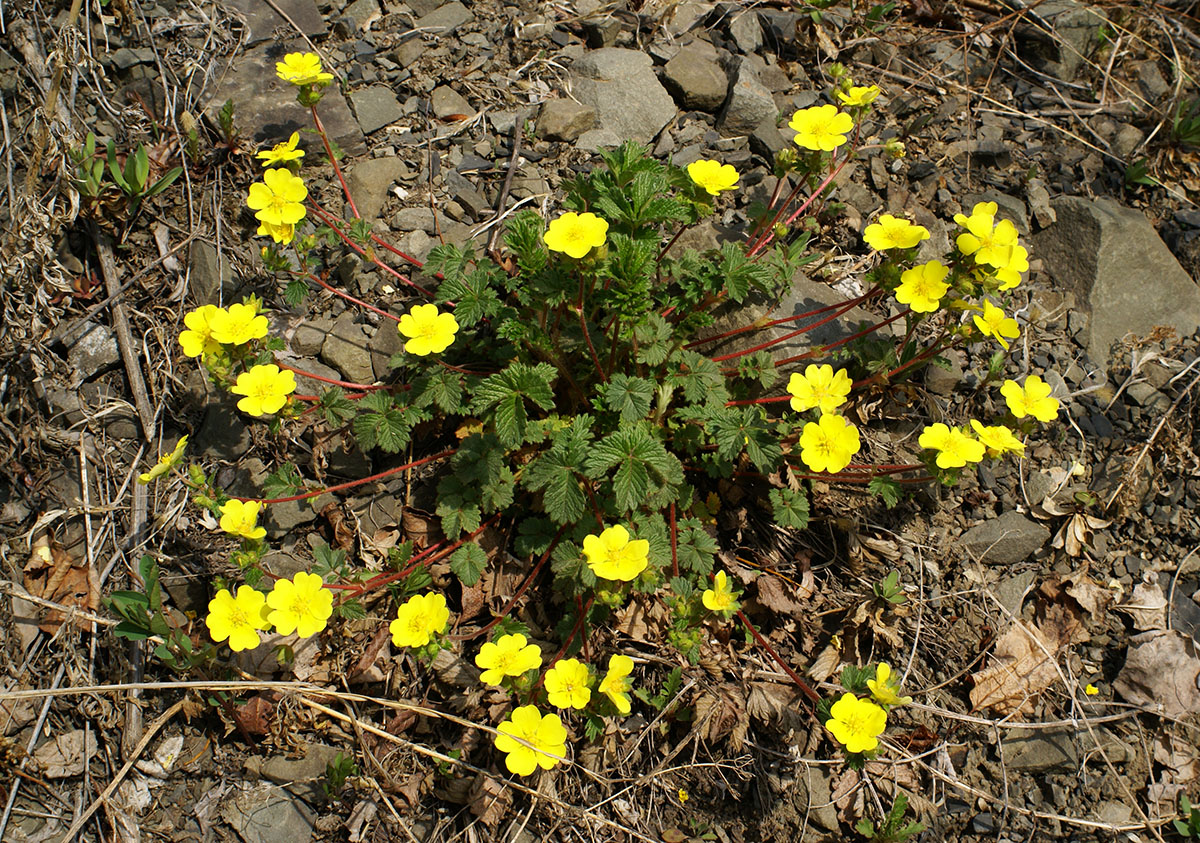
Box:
[319,387,357,427]
[334,599,367,620]
[550,540,595,595]
[515,518,558,557]
[675,518,717,574]
[868,476,903,509]
[503,209,548,276]
[471,363,557,448]
[522,416,593,524]
[600,374,654,424]
[672,351,729,405]
[438,267,502,326]
[284,279,308,307]
[709,406,782,472]
[769,488,810,529]
[436,497,481,539]
[633,313,673,366]
[413,368,464,413]
[450,543,488,586]
[352,393,422,453]
[584,423,683,513]
[717,242,771,304]
[263,463,304,499]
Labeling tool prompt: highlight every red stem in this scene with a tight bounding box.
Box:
[736,609,820,704]
[312,104,360,220]
[685,288,880,350]
[237,448,455,505]
[306,201,433,297]
[449,528,565,642]
[276,361,387,391]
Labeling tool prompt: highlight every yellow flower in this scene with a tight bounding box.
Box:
[257,220,296,245]
[993,244,1029,291]
[866,663,912,707]
[918,423,985,469]
[678,788,689,804]
[179,305,224,358]
[246,168,308,228]
[837,85,881,106]
[787,364,852,414]
[475,633,543,686]
[230,364,297,416]
[266,571,333,638]
[493,705,568,776]
[972,300,1020,350]
[205,585,270,652]
[219,499,267,540]
[1085,683,1099,696]
[138,436,188,484]
[825,692,887,754]
[1000,375,1060,422]
[969,419,1025,457]
[543,211,609,259]
[686,159,740,196]
[390,593,450,648]
[209,302,269,346]
[398,303,459,356]
[788,104,855,151]
[544,658,592,710]
[598,653,635,715]
[582,525,650,582]
[956,210,1019,268]
[257,132,305,167]
[702,570,737,613]
[894,260,950,313]
[952,200,997,227]
[798,413,861,474]
[275,51,334,86]
[863,214,930,250]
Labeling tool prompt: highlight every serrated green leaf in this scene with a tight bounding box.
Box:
[449,543,488,586]
[633,313,673,366]
[352,397,421,453]
[584,423,683,513]
[471,363,557,448]
[263,463,304,499]
[672,351,729,405]
[600,374,654,424]
[769,487,810,529]
[868,476,903,509]
[436,497,481,538]
[284,279,308,307]
[319,387,357,426]
[413,369,463,413]
[675,519,718,574]
[515,518,557,557]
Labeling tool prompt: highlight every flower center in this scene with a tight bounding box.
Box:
[229,606,248,628]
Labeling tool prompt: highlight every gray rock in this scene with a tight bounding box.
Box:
[414,1,473,34]
[445,170,490,219]
[265,493,332,537]
[960,511,1051,565]
[1032,197,1200,368]
[108,47,156,70]
[924,349,964,395]
[1134,60,1169,101]
[244,743,344,805]
[537,99,598,142]
[1113,123,1145,158]
[225,0,324,45]
[189,241,234,306]
[369,321,403,380]
[728,10,763,54]
[582,16,621,48]
[1016,0,1102,81]
[221,783,315,843]
[344,157,411,221]
[349,85,403,134]
[994,570,1037,618]
[1026,178,1056,228]
[207,43,363,156]
[718,61,777,137]
[571,48,677,147]
[749,119,788,160]
[321,312,375,385]
[341,0,380,31]
[67,321,120,378]
[194,403,252,461]
[1003,726,1130,771]
[430,85,473,120]
[390,206,438,233]
[279,355,342,396]
[290,317,333,357]
[663,46,729,113]
[758,10,801,58]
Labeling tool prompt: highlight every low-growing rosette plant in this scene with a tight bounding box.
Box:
[125,54,1066,786]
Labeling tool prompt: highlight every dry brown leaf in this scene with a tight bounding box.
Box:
[321,501,356,551]
[807,643,841,684]
[468,776,511,827]
[232,694,276,736]
[459,579,486,623]
[1116,575,1168,631]
[1114,630,1200,718]
[32,729,98,778]
[24,533,99,633]
[693,684,748,748]
[746,681,809,734]
[754,574,807,618]
[969,610,1077,715]
[349,625,392,683]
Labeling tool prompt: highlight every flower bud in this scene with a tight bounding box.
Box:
[884,139,906,159]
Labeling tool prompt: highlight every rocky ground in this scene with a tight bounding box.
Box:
[2,0,1200,840]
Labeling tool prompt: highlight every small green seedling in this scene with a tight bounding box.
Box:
[1176,794,1200,837]
[856,792,925,842]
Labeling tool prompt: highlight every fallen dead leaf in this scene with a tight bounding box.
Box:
[349,624,392,683]
[468,775,511,827]
[1114,630,1200,719]
[694,684,748,748]
[747,681,809,734]
[24,532,99,633]
[32,728,98,778]
[1115,574,1168,632]
[970,607,1079,715]
[754,574,807,619]
[232,694,277,736]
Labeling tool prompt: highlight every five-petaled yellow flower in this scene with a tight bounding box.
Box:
[205,585,271,652]
[895,260,950,313]
[543,211,609,259]
[219,499,267,540]
[1000,375,1060,422]
[598,653,635,715]
[476,633,543,686]
[493,705,568,776]
[866,663,912,707]
[398,303,459,356]
[826,692,887,754]
[788,104,855,151]
[956,206,1019,268]
[544,658,592,710]
[582,524,650,582]
[257,132,305,167]
[686,159,740,196]
[787,363,853,414]
[276,51,334,86]
[138,436,188,484]
[702,570,737,613]
[918,423,985,469]
[247,168,308,228]
[972,300,1020,350]
[390,593,450,648]
[257,220,296,245]
[266,571,333,638]
[798,413,861,474]
[230,364,297,416]
[837,85,881,107]
[863,214,930,251]
[969,419,1025,457]
[180,305,224,358]
[209,302,269,346]
[992,244,1029,291]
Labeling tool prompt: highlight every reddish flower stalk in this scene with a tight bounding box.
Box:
[772,310,909,369]
[237,448,456,505]
[686,287,882,350]
[275,360,388,392]
[370,233,428,272]
[299,267,403,323]
[711,294,872,363]
[736,609,820,704]
[305,200,432,297]
[747,155,852,257]
[450,527,565,642]
[311,105,360,221]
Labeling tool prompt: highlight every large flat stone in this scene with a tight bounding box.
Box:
[571,48,677,148]
[1032,196,1200,367]
[226,0,325,45]
[960,511,1051,566]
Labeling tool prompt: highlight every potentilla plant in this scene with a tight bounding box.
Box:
[134,52,1062,778]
